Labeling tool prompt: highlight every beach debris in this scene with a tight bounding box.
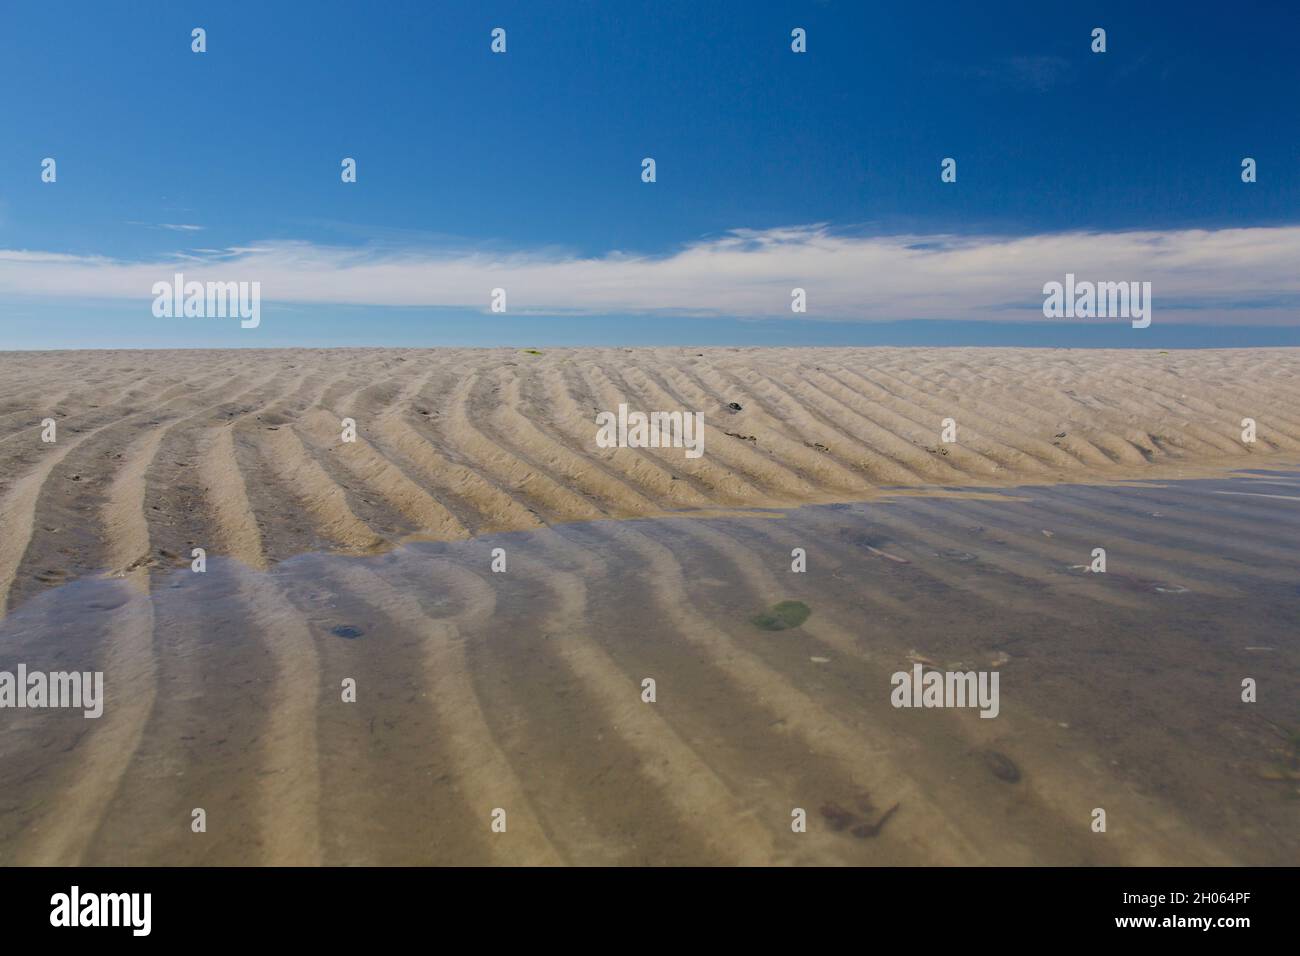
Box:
[989,651,1010,667]
[867,545,909,563]
[330,625,365,639]
[937,548,976,562]
[1152,583,1188,593]
[810,656,831,664]
[1055,432,1067,439]
[1256,767,1300,782]
[906,649,936,667]
[851,802,900,839]
[1244,646,1275,652]
[724,430,757,442]
[806,441,830,453]
[819,802,855,831]
[982,749,1021,783]
[121,554,159,574]
[840,529,910,563]
[522,349,542,355]
[1041,529,1054,538]
[819,796,899,838]
[726,402,743,412]
[750,600,811,631]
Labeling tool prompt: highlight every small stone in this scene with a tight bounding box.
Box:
[819,802,854,831]
[982,750,1021,783]
[851,802,900,838]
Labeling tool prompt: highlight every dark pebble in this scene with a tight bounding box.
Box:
[819,802,854,831]
[983,750,1021,783]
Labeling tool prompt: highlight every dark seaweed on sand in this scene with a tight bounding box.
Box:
[750,600,811,631]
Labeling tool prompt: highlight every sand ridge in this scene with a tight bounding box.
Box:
[2,346,1299,613]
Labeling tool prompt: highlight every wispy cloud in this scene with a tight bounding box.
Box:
[3,225,1299,324]
[125,221,205,232]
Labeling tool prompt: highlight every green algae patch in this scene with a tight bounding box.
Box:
[750,600,811,631]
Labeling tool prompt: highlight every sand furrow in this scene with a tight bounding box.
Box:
[828,365,1066,475]
[228,565,324,865]
[0,370,243,613]
[573,360,742,503]
[253,424,385,552]
[320,559,564,865]
[661,518,1234,864]
[669,363,882,489]
[439,372,603,523]
[298,407,468,540]
[534,363,714,506]
[555,520,988,864]
[484,367,664,516]
[620,365,818,500]
[14,424,169,863]
[949,491,1297,589]
[505,545,790,865]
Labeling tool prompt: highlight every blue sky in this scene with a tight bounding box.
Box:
[1,0,1297,348]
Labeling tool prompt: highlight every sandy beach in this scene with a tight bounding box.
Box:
[1,347,1298,866]
[2,346,1299,609]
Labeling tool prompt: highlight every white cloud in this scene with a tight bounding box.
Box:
[125,221,205,232]
[2,224,1298,323]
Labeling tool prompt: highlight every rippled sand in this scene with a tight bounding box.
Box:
[2,347,1300,611]
[1,474,1297,865]
[0,348,1297,865]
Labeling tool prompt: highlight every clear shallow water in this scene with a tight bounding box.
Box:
[1,471,1297,865]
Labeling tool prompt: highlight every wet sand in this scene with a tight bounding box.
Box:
[0,472,1297,865]
[0,348,1297,865]
[2,347,1300,617]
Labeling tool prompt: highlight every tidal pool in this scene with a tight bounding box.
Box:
[0,471,1296,865]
